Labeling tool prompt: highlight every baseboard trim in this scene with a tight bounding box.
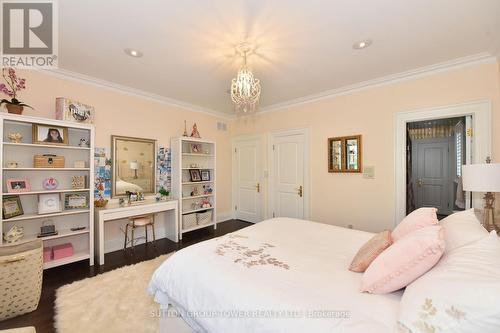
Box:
[217,212,233,222]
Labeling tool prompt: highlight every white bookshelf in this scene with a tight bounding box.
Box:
[171,137,216,240]
[0,113,94,269]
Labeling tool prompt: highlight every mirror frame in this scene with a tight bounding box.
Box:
[111,135,157,197]
[328,135,362,173]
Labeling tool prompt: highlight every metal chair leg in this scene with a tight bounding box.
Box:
[145,224,148,243]
[131,226,135,249]
[124,223,129,249]
[152,223,156,242]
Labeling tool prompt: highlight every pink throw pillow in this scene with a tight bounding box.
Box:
[361,225,445,294]
[392,207,438,242]
[349,231,392,273]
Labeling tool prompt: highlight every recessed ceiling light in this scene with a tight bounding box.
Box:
[124,48,143,58]
[353,39,372,50]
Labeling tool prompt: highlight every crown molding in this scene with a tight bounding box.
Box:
[39,68,235,120]
[258,53,497,114]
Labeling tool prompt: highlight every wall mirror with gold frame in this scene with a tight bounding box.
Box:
[328,135,362,173]
[111,135,156,197]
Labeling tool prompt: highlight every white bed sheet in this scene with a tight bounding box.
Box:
[149,218,402,332]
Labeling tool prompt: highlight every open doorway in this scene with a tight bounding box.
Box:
[406,116,471,218]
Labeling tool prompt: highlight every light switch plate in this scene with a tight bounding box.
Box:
[363,166,375,179]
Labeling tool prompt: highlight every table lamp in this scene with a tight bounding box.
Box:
[462,158,500,232]
[129,161,139,179]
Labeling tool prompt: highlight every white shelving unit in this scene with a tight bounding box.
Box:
[171,137,216,240]
[0,113,94,269]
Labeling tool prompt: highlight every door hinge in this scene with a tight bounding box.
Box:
[234,148,237,153]
[272,212,275,218]
[466,128,473,137]
[272,145,275,151]
[235,205,237,211]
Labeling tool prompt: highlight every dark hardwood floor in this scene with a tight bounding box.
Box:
[0,219,251,333]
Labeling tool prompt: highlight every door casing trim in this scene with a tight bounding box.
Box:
[395,100,492,225]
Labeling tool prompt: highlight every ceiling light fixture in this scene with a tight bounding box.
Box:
[353,39,372,50]
[124,48,143,58]
[230,43,261,114]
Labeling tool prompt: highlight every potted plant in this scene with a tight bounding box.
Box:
[0,67,32,115]
[158,186,170,201]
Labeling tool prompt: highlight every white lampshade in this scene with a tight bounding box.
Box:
[462,163,500,192]
[129,161,138,170]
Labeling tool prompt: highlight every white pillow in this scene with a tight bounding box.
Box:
[397,231,500,333]
[440,209,488,253]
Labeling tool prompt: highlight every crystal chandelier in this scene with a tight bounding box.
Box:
[230,44,261,113]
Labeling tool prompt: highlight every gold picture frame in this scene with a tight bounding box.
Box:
[32,124,69,145]
[2,195,24,219]
[328,135,362,173]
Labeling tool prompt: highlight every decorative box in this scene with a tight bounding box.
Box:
[52,243,73,260]
[43,247,52,263]
[74,160,86,168]
[34,154,65,168]
[55,97,94,124]
[196,210,213,225]
[182,213,197,229]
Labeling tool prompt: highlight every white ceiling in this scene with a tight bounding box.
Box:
[58,0,500,115]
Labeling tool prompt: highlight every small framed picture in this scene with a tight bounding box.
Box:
[6,178,31,193]
[200,170,210,181]
[2,196,24,219]
[38,193,62,214]
[190,143,202,153]
[64,193,89,209]
[32,124,69,145]
[189,169,202,182]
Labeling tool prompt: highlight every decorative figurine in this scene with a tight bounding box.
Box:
[201,199,212,208]
[78,138,89,147]
[182,120,188,137]
[3,225,24,243]
[7,132,23,143]
[190,123,201,138]
[190,186,199,197]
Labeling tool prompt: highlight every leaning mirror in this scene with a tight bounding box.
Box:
[111,135,156,197]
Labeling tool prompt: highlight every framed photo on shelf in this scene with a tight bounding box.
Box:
[200,170,210,181]
[32,124,69,145]
[6,178,31,193]
[190,143,202,154]
[38,193,62,214]
[189,169,202,182]
[64,193,89,209]
[2,196,24,219]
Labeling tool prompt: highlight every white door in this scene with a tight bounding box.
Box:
[271,131,307,219]
[233,137,263,223]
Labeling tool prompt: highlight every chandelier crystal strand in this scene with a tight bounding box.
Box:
[231,50,261,113]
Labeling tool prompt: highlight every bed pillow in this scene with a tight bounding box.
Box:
[440,209,488,253]
[349,230,392,272]
[361,225,444,294]
[392,207,438,242]
[397,231,500,333]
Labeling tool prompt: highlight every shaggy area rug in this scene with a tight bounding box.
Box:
[55,254,172,333]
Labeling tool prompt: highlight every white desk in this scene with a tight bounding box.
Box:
[94,200,178,265]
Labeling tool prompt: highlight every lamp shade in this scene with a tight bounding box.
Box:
[129,161,138,170]
[462,163,500,192]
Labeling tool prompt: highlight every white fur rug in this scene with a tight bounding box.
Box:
[55,254,172,333]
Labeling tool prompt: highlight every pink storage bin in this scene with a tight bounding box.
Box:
[43,247,52,263]
[52,243,73,260]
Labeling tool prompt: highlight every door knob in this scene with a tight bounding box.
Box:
[255,183,260,193]
[297,185,303,197]
[417,179,423,187]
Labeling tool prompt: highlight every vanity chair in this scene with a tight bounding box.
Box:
[124,214,156,249]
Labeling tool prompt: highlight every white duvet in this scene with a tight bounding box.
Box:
[149,218,402,332]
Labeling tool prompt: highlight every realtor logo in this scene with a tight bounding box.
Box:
[1,0,58,68]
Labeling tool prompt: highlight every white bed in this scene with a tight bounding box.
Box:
[149,218,403,332]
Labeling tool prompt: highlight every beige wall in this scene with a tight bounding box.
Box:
[13,69,233,216]
[10,60,500,233]
[232,61,500,232]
